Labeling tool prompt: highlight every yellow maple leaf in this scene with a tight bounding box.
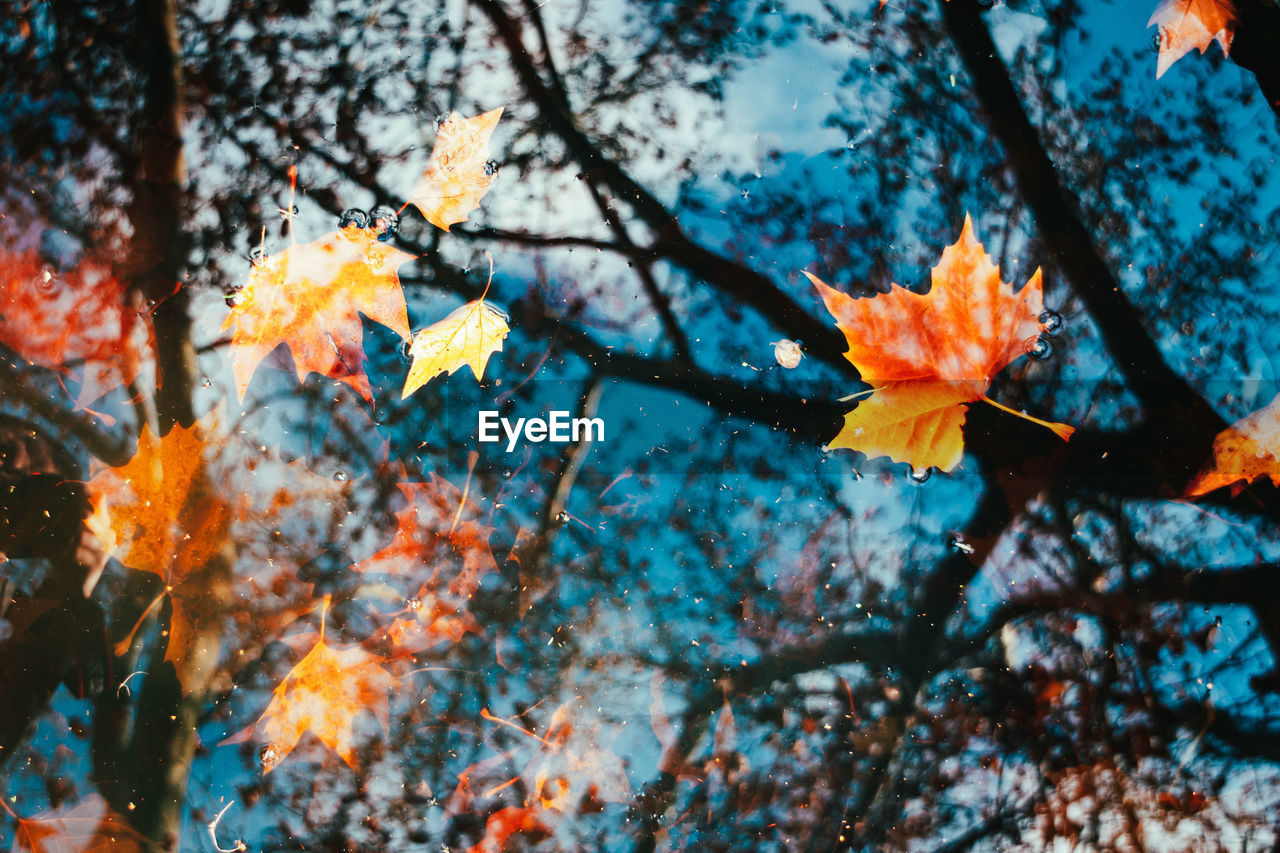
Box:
[409,106,504,231]
[402,300,510,398]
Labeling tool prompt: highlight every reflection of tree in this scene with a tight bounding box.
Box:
[1,0,1280,849]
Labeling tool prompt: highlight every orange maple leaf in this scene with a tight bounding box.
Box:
[229,596,394,772]
[85,418,233,690]
[222,226,413,402]
[0,250,156,408]
[804,215,1073,473]
[7,794,146,853]
[354,475,497,653]
[408,107,504,232]
[1186,392,1280,496]
[1148,0,1236,78]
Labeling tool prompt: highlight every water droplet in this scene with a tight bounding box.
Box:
[555,511,569,523]
[370,205,399,241]
[248,246,267,267]
[1027,338,1052,361]
[909,467,932,484]
[258,744,280,770]
[34,265,57,293]
[398,338,414,364]
[482,160,499,177]
[1038,310,1063,335]
[333,470,348,482]
[946,532,975,555]
[772,339,803,369]
[339,208,369,230]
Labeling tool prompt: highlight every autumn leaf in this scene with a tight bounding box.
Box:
[1148,0,1236,78]
[409,107,504,231]
[805,215,1073,474]
[466,702,632,814]
[354,475,497,653]
[85,417,233,690]
[222,225,413,402]
[8,794,147,853]
[1186,392,1280,496]
[466,806,549,853]
[228,596,394,773]
[0,249,156,408]
[402,299,510,398]
[525,702,632,812]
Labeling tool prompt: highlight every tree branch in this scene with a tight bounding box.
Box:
[941,0,1226,483]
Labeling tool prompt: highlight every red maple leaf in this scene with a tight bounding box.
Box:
[0,249,156,407]
[353,475,497,654]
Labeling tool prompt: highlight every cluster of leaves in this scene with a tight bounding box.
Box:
[1,0,1277,848]
[0,107,524,845]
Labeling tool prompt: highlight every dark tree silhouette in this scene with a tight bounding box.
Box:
[1,0,1279,850]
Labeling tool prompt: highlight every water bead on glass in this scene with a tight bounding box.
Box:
[1038,310,1063,335]
[370,205,399,241]
[34,265,58,293]
[1027,338,1053,361]
[339,208,369,230]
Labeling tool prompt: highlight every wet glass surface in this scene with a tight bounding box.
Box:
[1,0,1280,849]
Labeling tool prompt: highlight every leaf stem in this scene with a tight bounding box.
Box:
[837,385,882,403]
[112,590,169,657]
[480,707,554,747]
[980,395,1074,441]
